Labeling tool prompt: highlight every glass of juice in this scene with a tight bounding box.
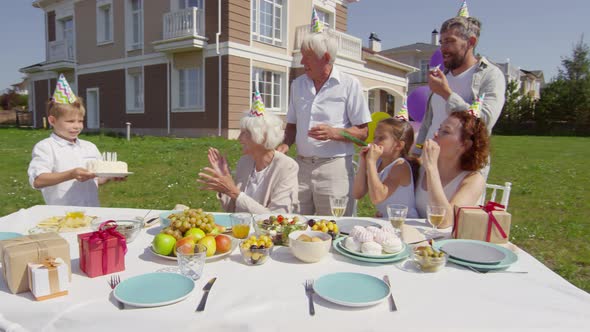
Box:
[427,205,446,234]
[230,212,252,239]
[386,204,408,237]
[329,195,348,218]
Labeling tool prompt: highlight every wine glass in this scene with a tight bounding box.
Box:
[426,205,446,235]
[386,204,408,237]
[329,195,348,218]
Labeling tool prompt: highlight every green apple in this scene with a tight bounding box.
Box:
[184,228,206,241]
[152,233,177,256]
[198,235,217,257]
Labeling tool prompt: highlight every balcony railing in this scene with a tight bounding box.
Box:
[163,7,204,40]
[294,25,362,62]
[48,39,74,62]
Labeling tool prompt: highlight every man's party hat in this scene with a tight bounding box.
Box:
[249,90,266,117]
[395,99,409,121]
[311,8,324,33]
[468,93,485,118]
[457,0,470,18]
[52,74,77,104]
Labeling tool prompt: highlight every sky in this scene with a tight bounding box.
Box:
[0,0,589,91]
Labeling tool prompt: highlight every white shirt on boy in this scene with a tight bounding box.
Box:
[28,133,102,207]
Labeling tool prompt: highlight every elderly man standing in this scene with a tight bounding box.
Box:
[277,31,371,216]
[412,15,506,180]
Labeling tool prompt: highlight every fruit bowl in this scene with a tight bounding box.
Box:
[159,210,183,227]
[412,246,447,272]
[253,214,308,246]
[288,230,332,263]
[239,236,273,265]
[91,219,143,243]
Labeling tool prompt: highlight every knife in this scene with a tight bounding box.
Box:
[382,275,397,312]
[196,277,217,312]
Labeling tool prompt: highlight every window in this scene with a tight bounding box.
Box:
[315,7,331,29]
[126,70,143,113]
[252,0,285,46]
[127,0,143,50]
[97,1,113,44]
[419,59,429,83]
[368,90,376,113]
[179,0,202,8]
[177,67,204,110]
[252,68,283,111]
[61,17,74,60]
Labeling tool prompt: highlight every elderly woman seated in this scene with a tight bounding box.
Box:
[415,97,490,228]
[198,92,299,214]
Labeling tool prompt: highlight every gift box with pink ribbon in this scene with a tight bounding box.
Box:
[27,257,69,301]
[452,202,511,244]
[78,221,127,278]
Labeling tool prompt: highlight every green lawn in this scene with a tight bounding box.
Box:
[1,128,589,292]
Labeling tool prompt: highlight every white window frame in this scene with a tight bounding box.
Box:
[172,66,205,113]
[252,67,284,113]
[251,0,286,47]
[126,69,144,113]
[126,0,143,51]
[96,0,113,45]
[314,6,333,30]
[58,16,75,60]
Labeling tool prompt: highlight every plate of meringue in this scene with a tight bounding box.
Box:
[332,225,410,263]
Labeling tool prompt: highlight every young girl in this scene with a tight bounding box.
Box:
[352,117,419,218]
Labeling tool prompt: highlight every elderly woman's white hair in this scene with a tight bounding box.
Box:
[301,32,338,64]
[240,111,284,150]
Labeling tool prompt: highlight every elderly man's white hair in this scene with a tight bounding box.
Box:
[301,32,338,64]
[240,111,284,150]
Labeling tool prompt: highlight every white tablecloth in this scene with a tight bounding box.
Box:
[0,205,589,332]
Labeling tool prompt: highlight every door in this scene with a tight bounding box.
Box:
[86,88,99,129]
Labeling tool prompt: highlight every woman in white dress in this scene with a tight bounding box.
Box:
[415,111,490,228]
[197,93,299,214]
[352,117,419,218]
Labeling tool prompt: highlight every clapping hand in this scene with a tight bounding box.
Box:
[207,147,230,175]
[422,140,440,171]
[198,148,239,198]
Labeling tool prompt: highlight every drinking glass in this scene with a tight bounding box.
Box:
[427,205,446,234]
[386,204,408,237]
[230,212,252,239]
[176,244,207,280]
[329,196,348,218]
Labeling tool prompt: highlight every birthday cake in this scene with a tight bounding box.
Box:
[87,160,128,173]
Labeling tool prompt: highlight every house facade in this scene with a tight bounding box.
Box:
[21,0,415,137]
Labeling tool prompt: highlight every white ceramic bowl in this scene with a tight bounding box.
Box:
[288,230,332,263]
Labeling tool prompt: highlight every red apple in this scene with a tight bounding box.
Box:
[215,234,232,253]
[175,236,196,255]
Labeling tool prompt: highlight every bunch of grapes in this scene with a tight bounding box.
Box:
[161,208,215,241]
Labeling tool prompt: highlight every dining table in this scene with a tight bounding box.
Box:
[1,205,589,332]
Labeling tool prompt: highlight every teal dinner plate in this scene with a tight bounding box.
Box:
[313,272,390,307]
[337,236,406,258]
[433,239,518,271]
[211,213,232,228]
[332,237,410,263]
[114,272,195,307]
[0,232,22,241]
[159,210,183,227]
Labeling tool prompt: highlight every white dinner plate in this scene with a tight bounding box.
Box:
[95,172,134,177]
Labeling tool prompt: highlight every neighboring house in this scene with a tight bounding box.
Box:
[495,60,522,90]
[10,81,29,95]
[20,0,415,137]
[379,30,439,94]
[520,69,544,100]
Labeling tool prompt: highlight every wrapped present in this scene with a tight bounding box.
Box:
[78,221,127,278]
[27,257,69,301]
[452,202,511,244]
[0,233,71,294]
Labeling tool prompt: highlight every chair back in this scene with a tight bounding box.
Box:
[479,182,512,210]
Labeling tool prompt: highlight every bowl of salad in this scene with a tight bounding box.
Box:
[253,214,308,246]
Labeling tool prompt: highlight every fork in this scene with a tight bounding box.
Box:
[304,279,315,316]
[108,275,124,309]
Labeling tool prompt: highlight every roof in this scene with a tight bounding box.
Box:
[521,69,544,78]
[362,47,418,73]
[380,42,439,54]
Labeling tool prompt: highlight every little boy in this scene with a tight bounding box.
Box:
[28,74,107,206]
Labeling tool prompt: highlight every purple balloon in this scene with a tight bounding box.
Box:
[429,48,445,72]
[407,86,431,122]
